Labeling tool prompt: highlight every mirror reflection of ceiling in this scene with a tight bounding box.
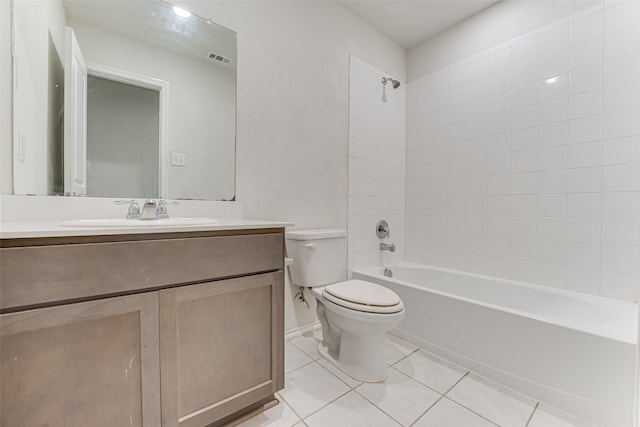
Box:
[62,0,237,70]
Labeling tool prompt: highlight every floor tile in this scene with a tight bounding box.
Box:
[386,334,418,365]
[316,358,362,388]
[285,342,313,374]
[289,329,322,360]
[413,397,497,427]
[355,369,441,426]
[304,391,400,427]
[279,362,350,418]
[392,349,467,393]
[235,398,301,427]
[528,404,595,427]
[447,374,536,427]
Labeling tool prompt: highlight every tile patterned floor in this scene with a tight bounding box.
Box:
[237,329,595,427]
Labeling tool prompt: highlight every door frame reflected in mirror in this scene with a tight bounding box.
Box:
[86,61,169,198]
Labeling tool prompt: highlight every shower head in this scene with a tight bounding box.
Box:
[381,77,400,103]
[382,77,401,89]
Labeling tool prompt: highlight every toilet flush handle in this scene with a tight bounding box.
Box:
[303,243,317,249]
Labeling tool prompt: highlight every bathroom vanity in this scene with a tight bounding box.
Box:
[0,221,287,427]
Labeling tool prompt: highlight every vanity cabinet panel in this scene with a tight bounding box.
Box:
[0,227,285,427]
[0,231,283,310]
[0,292,161,427]
[159,271,284,427]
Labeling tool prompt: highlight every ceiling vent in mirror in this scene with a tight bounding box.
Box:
[207,52,232,65]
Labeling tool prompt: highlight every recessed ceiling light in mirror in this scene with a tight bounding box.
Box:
[173,6,191,18]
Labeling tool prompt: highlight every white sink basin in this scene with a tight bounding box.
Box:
[61,218,219,228]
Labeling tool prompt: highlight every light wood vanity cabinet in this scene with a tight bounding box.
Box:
[0,293,161,427]
[159,272,284,427]
[0,228,285,427]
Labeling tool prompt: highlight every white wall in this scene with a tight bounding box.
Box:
[348,55,406,272]
[181,1,405,225]
[405,1,640,302]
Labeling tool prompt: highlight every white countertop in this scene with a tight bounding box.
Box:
[0,219,294,239]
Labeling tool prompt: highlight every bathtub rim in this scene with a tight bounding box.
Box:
[352,262,638,345]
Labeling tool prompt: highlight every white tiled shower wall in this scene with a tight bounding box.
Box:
[405,2,640,301]
[348,56,406,272]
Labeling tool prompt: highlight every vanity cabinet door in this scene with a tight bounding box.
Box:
[0,293,161,427]
[159,271,284,427]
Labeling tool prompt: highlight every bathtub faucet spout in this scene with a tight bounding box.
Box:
[380,243,396,252]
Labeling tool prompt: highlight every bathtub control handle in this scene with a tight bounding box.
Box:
[376,220,390,238]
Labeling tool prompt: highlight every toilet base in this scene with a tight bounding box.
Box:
[316,332,389,383]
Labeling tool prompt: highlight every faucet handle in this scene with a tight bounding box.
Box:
[376,219,390,238]
[114,199,140,219]
[156,199,179,218]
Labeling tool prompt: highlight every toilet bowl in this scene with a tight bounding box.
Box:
[285,229,405,382]
[311,280,405,382]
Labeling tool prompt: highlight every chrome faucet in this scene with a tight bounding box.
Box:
[114,199,179,220]
[114,199,141,219]
[140,200,159,219]
[156,199,178,218]
[379,242,396,252]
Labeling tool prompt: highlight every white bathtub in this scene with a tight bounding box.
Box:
[352,262,638,427]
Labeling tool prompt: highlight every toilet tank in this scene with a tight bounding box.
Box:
[285,228,347,287]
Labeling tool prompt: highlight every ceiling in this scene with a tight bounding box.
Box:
[339,0,501,49]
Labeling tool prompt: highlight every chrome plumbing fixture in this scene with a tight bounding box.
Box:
[382,77,401,89]
[381,77,401,103]
[155,199,179,218]
[380,243,396,252]
[115,199,179,220]
[140,199,179,219]
[294,286,311,309]
[384,268,393,277]
[376,219,390,238]
[114,199,140,219]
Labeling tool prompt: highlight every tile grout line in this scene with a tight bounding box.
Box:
[407,371,470,427]
[442,397,502,427]
[284,358,316,376]
[298,389,353,423]
[442,370,470,396]
[356,366,458,426]
[350,387,405,427]
[438,371,503,427]
[279,376,352,426]
[525,401,541,426]
[273,392,307,426]
[388,365,447,397]
[314,358,362,390]
[389,346,421,367]
[288,336,323,361]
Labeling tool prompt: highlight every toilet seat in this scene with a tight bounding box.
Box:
[323,280,404,314]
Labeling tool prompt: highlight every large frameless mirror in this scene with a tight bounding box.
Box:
[11,0,236,200]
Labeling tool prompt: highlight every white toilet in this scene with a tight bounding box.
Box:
[285,228,405,382]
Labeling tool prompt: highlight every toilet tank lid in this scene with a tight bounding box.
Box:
[285,228,346,240]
